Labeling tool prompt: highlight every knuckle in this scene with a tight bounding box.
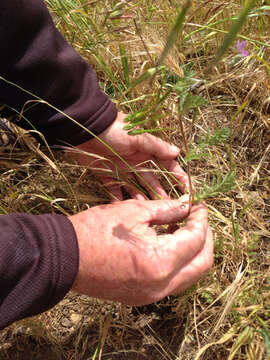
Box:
[191,225,207,245]
[202,253,214,273]
[154,267,170,284]
[151,261,172,285]
[141,257,171,285]
[206,252,214,270]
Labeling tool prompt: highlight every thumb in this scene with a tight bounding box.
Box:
[143,195,190,225]
[134,133,180,160]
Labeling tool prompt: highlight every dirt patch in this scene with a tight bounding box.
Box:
[0,292,189,360]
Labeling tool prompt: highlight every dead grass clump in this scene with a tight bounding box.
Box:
[0,0,270,359]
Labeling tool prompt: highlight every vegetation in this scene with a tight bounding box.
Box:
[0,0,270,359]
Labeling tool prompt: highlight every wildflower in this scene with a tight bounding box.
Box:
[236,39,249,57]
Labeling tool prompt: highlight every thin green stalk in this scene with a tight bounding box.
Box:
[156,0,191,67]
[184,22,270,48]
[178,114,193,207]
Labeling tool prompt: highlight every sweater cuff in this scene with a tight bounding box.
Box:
[0,213,79,329]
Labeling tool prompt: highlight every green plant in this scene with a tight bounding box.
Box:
[1,1,269,359]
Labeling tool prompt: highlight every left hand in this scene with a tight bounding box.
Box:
[69,112,188,200]
[69,198,213,306]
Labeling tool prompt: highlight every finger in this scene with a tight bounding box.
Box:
[158,203,209,267]
[134,133,179,160]
[133,193,147,200]
[139,195,191,224]
[136,170,170,200]
[159,159,189,193]
[169,226,214,294]
[123,182,148,200]
[101,177,123,202]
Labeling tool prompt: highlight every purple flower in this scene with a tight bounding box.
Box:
[236,39,249,57]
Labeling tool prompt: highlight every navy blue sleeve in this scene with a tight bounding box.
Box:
[0,213,79,330]
[0,0,117,146]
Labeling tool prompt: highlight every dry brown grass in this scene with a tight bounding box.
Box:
[0,0,270,359]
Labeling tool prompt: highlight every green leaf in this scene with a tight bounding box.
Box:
[185,144,209,162]
[174,77,195,94]
[204,128,230,146]
[126,66,165,93]
[195,171,236,202]
[123,118,150,130]
[228,327,254,360]
[179,93,208,112]
[259,329,270,358]
[123,107,152,123]
[128,127,171,135]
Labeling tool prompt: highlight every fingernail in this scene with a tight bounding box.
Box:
[180,194,190,203]
[180,203,187,210]
[170,145,179,153]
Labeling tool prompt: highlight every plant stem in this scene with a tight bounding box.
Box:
[178,114,194,208]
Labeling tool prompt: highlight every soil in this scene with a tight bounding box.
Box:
[0,292,188,360]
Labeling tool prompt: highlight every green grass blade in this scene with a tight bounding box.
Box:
[213,0,256,66]
[156,0,191,67]
[125,66,164,94]
[228,327,254,360]
[128,127,171,135]
[119,44,130,86]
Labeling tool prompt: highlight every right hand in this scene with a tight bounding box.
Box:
[69,196,213,306]
[70,112,189,201]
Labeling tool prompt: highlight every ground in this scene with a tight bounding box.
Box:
[1,0,270,358]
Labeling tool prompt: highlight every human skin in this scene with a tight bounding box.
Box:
[69,198,213,306]
[68,112,213,304]
[70,112,189,200]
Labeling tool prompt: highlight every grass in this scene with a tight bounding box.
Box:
[0,0,270,359]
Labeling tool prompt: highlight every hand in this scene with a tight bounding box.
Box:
[69,197,213,306]
[69,112,188,200]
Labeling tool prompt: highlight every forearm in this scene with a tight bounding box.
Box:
[0,213,78,329]
[0,0,117,146]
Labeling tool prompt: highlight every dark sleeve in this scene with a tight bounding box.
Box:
[0,213,79,330]
[0,0,117,146]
